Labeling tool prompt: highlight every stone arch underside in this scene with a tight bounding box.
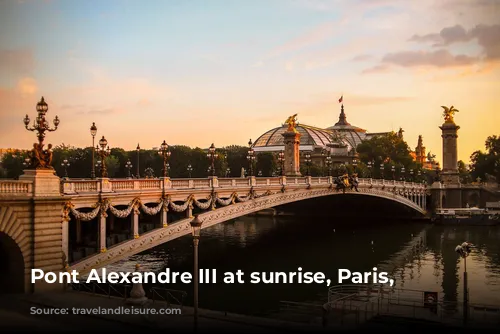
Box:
[0,206,31,293]
[71,188,425,275]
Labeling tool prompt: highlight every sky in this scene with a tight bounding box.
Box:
[0,0,499,165]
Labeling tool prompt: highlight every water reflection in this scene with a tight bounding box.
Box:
[108,216,500,315]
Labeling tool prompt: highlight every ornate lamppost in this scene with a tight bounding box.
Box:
[379,163,385,179]
[190,215,203,333]
[90,122,97,179]
[305,152,312,176]
[352,159,358,174]
[391,165,396,180]
[23,96,60,169]
[158,140,171,178]
[326,156,332,176]
[207,143,217,177]
[61,159,70,178]
[136,143,141,178]
[187,164,193,178]
[401,166,406,181]
[417,170,422,183]
[96,136,111,177]
[225,168,231,177]
[456,242,472,325]
[125,159,133,179]
[278,150,285,176]
[247,139,255,177]
[409,169,414,182]
[23,158,31,168]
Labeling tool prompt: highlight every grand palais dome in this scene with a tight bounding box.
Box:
[252,104,386,157]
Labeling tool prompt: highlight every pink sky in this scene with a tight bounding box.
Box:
[0,0,499,166]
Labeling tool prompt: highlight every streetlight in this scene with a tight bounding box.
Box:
[90,122,97,179]
[417,170,422,183]
[225,167,231,177]
[247,139,255,177]
[305,152,312,176]
[409,169,414,182]
[158,140,171,178]
[367,161,373,178]
[23,96,60,169]
[136,143,141,178]
[326,156,332,176]
[278,151,285,176]
[455,242,472,325]
[379,163,385,179]
[190,215,203,333]
[401,167,406,181]
[125,159,133,179]
[391,165,396,180]
[187,164,193,178]
[352,159,358,174]
[96,136,111,177]
[23,157,30,168]
[61,159,70,178]
[258,170,262,177]
[207,143,217,177]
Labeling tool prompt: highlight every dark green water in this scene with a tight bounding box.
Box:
[110,215,500,316]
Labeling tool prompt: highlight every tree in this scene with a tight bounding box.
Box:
[457,160,471,184]
[469,135,500,183]
[356,132,422,179]
[255,152,276,176]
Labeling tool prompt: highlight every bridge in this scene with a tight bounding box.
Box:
[0,172,426,292]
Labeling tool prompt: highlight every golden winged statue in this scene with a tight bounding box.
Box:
[441,105,459,123]
[284,114,298,132]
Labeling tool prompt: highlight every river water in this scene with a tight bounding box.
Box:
[109,214,500,316]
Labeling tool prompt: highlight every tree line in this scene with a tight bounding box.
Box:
[1,133,497,183]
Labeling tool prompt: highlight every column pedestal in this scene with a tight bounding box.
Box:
[282,130,301,177]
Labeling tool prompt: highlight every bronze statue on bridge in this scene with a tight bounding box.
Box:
[284,114,298,133]
[441,105,459,123]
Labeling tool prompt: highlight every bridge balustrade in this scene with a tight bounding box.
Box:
[0,177,426,197]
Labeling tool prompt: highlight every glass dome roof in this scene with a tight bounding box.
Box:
[253,124,334,148]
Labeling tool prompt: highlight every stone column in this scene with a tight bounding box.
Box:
[19,169,66,292]
[161,205,168,227]
[440,119,460,185]
[282,129,301,176]
[131,205,139,239]
[430,181,443,210]
[98,212,107,253]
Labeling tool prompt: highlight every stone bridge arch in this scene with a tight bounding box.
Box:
[71,187,425,275]
[0,206,32,293]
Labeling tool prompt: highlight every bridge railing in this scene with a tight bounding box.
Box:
[69,281,187,309]
[0,180,33,197]
[0,176,426,196]
[325,285,500,328]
